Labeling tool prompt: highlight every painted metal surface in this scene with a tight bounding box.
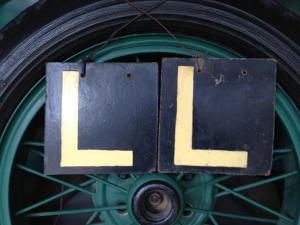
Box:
[159,58,277,175]
[45,57,276,175]
[0,0,38,28]
[45,63,158,174]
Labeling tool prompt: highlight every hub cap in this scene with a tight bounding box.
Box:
[129,174,182,225]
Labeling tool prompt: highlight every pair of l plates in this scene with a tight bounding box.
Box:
[44,58,276,175]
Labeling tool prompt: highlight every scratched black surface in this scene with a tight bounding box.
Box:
[44,63,158,174]
[159,58,277,175]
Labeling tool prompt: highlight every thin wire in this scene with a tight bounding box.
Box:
[126,0,205,72]
[88,0,169,61]
[85,0,205,74]
[126,0,201,58]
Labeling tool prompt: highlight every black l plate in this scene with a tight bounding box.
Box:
[159,58,276,175]
[45,63,158,174]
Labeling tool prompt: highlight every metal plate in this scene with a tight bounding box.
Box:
[158,58,276,175]
[44,63,158,174]
[45,59,276,175]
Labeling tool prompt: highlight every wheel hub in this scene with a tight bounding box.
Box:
[92,172,214,225]
[132,181,180,225]
[127,174,184,225]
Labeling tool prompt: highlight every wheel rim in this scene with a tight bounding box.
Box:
[0,34,300,225]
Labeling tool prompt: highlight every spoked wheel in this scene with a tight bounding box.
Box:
[0,1,299,225]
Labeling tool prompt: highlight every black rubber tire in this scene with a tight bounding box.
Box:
[0,0,299,135]
[219,0,300,45]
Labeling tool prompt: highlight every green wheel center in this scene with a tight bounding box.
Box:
[93,173,214,225]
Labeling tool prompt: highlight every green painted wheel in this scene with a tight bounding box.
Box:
[0,34,300,225]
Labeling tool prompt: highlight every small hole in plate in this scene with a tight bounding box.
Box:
[241,69,248,75]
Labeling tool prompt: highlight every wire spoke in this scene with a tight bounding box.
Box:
[209,214,219,225]
[187,207,279,224]
[216,170,298,198]
[86,211,98,225]
[16,179,94,216]
[29,149,44,157]
[214,183,294,224]
[185,175,234,195]
[176,173,184,181]
[27,205,126,217]
[273,148,293,154]
[17,164,94,196]
[129,174,137,181]
[23,141,44,147]
[86,174,128,194]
